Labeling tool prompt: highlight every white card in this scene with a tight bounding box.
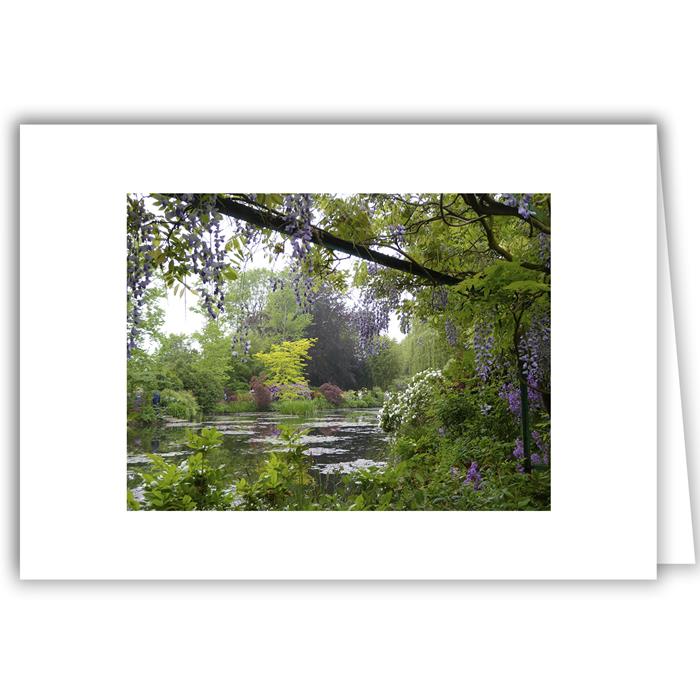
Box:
[658,162,694,564]
[20,124,660,579]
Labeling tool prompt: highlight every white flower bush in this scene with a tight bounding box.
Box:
[378,369,444,432]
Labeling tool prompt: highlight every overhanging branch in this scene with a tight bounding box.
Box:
[213,195,464,286]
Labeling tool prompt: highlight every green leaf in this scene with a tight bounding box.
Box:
[503,280,550,293]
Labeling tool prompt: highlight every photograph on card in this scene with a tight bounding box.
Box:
[126,193,551,511]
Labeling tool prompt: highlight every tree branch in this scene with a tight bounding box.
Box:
[212,195,464,286]
[461,194,550,274]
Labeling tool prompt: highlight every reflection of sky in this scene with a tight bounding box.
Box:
[159,230,406,342]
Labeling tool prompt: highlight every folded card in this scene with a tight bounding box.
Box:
[20,124,668,579]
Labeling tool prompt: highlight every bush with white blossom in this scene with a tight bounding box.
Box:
[378,369,444,432]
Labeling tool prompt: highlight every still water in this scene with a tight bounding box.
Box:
[127,408,388,495]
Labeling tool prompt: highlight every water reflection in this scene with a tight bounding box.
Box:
[127,408,387,493]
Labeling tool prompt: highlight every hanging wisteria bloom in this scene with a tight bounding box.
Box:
[355,281,401,357]
[431,287,448,311]
[444,318,458,346]
[518,312,551,401]
[126,195,156,356]
[141,193,229,325]
[472,319,496,381]
[282,193,315,312]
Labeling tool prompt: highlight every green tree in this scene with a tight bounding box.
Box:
[366,339,402,389]
[254,338,317,387]
[192,320,231,387]
[261,285,312,344]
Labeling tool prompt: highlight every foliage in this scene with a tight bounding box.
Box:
[134,401,159,426]
[305,286,368,389]
[159,389,200,420]
[179,365,224,413]
[254,338,316,396]
[342,387,386,408]
[233,427,317,510]
[127,192,551,510]
[318,382,343,406]
[131,428,232,511]
[250,376,272,411]
[378,369,444,432]
[365,339,402,389]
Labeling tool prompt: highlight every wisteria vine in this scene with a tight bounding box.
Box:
[355,278,402,358]
[472,319,496,382]
[283,193,315,312]
[126,196,156,356]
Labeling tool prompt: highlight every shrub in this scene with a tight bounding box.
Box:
[179,366,224,414]
[269,383,313,401]
[135,401,158,426]
[233,427,317,510]
[319,382,343,406]
[131,428,232,511]
[250,376,272,411]
[160,389,200,420]
[379,369,444,432]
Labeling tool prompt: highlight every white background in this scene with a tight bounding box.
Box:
[20,124,657,581]
[3,1,698,698]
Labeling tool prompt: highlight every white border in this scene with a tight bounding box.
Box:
[20,125,657,579]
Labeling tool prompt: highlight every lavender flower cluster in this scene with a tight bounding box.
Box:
[518,312,551,394]
[126,196,156,356]
[283,194,313,261]
[444,318,458,347]
[398,309,412,335]
[513,431,549,473]
[449,460,483,491]
[473,320,496,381]
[355,282,401,357]
[501,193,536,219]
[283,194,315,311]
[465,461,483,491]
[498,382,522,416]
[431,287,448,311]
[152,193,228,320]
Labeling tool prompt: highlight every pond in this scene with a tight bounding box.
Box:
[127,408,389,496]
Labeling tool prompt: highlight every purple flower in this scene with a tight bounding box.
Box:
[465,460,482,491]
[499,382,521,416]
[473,320,495,382]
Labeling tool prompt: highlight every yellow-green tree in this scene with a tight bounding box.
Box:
[254,338,317,393]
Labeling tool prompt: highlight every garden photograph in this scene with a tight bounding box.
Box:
[127,192,551,511]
